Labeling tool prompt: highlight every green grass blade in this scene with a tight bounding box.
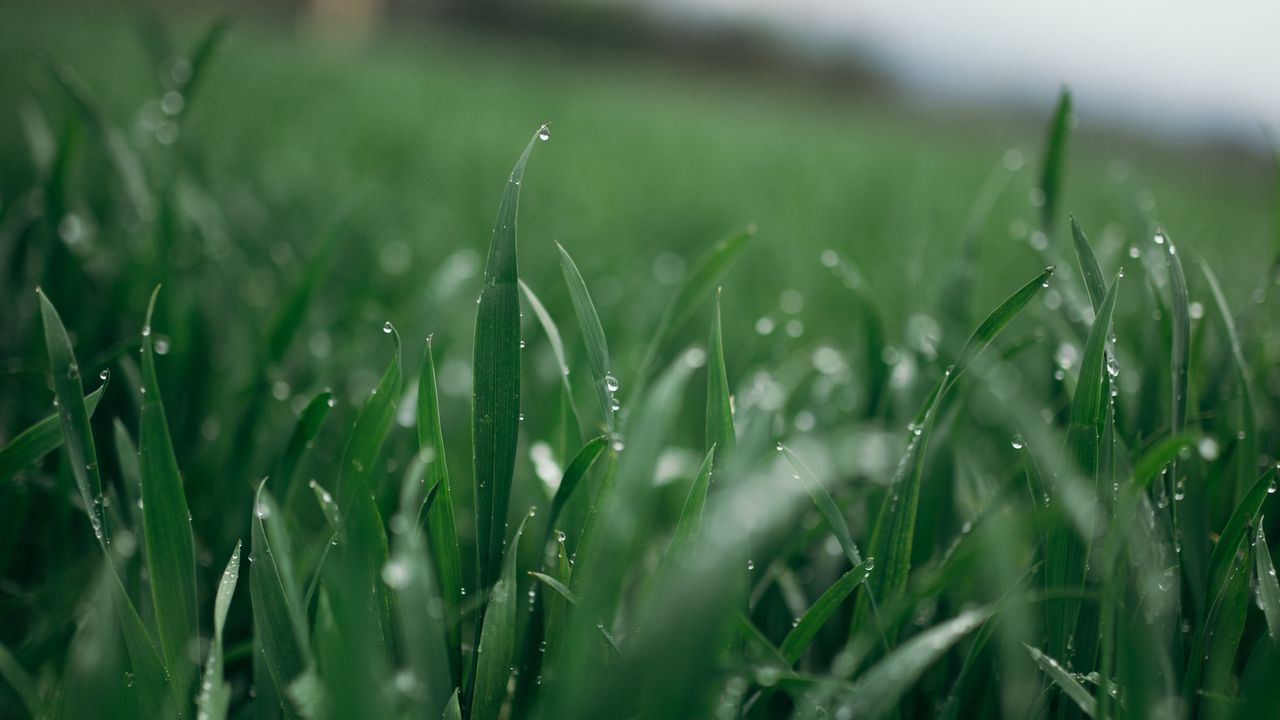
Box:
[781,562,871,665]
[519,279,584,442]
[1255,522,1280,641]
[250,481,313,705]
[828,607,991,718]
[0,381,105,486]
[556,240,617,431]
[706,289,736,461]
[543,534,574,664]
[1160,229,1190,442]
[528,570,622,656]
[1026,644,1096,717]
[196,540,242,720]
[637,227,754,383]
[275,389,334,503]
[952,265,1056,385]
[1067,272,1121,441]
[781,445,862,566]
[417,337,464,686]
[1202,261,1258,500]
[471,516,529,720]
[137,288,199,694]
[665,446,717,565]
[1038,87,1072,232]
[309,480,340,533]
[546,434,609,535]
[36,288,108,543]
[473,127,542,591]
[336,326,401,513]
[1069,216,1106,311]
[444,690,461,720]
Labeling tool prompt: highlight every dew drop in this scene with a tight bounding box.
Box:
[99,369,110,380]
[383,321,394,334]
[1011,434,1025,450]
[604,374,620,393]
[537,124,551,142]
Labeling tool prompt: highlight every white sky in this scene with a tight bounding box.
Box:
[624,0,1280,142]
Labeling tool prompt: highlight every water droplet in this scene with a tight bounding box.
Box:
[1154,232,1166,245]
[1269,479,1277,495]
[327,397,337,408]
[864,556,875,571]
[746,559,755,571]
[383,321,393,334]
[1128,245,1140,259]
[382,560,410,588]
[610,436,625,452]
[609,396,621,412]
[99,369,110,380]
[141,325,152,337]
[1011,434,1025,450]
[556,530,566,543]
[255,502,272,519]
[519,340,527,349]
[537,124,551,142]
[604,374,620,393]
[518,413,525,422]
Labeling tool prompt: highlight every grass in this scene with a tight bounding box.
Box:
[2,2,1280,718]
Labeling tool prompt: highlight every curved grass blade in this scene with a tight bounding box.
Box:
[417,337,463,686]
[1202,262,1258,501]
[275,389,334,503]
[781,562,871,665]
[309,480,340,534]
[1026,644,1096,717]
[196,541,242,720]
[556,241,616,431]
[952,265,1056,385]
[1038,87,1072,232]
[665,446,717,565]
[825,607,991,718]
[528,570,622,656]
[471,516,530,720]
[1256,522,1280,640]
[519,279,583,442]
[36,289,108,543]
[0,381,105,485]
[781,445,862,567]
[637,227,754,383]
[706,289,735,461]
[546,434,609,536]
[473,127,543,592]
[137,288,199,695]
[250,481,313,706]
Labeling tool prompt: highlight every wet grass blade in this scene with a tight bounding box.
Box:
[250,481,313,705]
[528,570,622,656]
[417,337,463,684]
[1255,522,1280,641]
[665,446,716,564]
[36,289,108,542]
[196,541,242,720]
[137,288,199,695]
[1026,644,1096,717]
[828,607,991,718]
[1038,87,1072,232]
[471,516,529,720]
[0,381,105,486]
[781,445,861,566]
[275,389,334,503]
[546,434,609,536]
[706,289,735,461]
[473,127,542,591]
[637,227,754,383]
[953,265,1056,385]
[1202,262,1258,500]
[520,279,583,441]
[1069,216,1106,311]
[781,562,871,665]
[556,241,617,431]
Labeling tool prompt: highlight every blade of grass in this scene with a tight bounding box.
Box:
[36,288,108,543]
[1026,644,1096,717]
[637,227,754,384]
[781,562,871,665]
[706,289,735,461]
[519,279,583,442]
[275,389,334,504]
[471,516,530,720]
[781,445,862,567]
[1038,87,1072,233]
[137,288,199,696]
[0,381,105,486]
[556,240,617,431]
[665,446,717,565]
[473,127,543,591]
[1255,522,1280,640]
[196,540,242,720]
[417,337,463,687]
[1202,261,1258,502]
[528,571,623,656]
[1069,216,1106,312]
[250,481,313,706]
[546,434,609,537]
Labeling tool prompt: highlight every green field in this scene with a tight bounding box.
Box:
[2,2,1279,718]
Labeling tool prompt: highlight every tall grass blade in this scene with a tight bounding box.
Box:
[782,562,871,665]
[275,389,333,503]
[1202,262,1258,500]
[519,279,583,442]
[665,446,717,565]
[417,337,463,683]
[556,241,617,431]
[546,434,609,535]
[1069,216,1106,311]
[36,289,108,542]
[250,482,313,707]
[137,288,199,696]
[1038,87,1072,232]
[781,445,861,566]
[473,127,542,591]
[706,289,736,460]
[1255,522,1280,641]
